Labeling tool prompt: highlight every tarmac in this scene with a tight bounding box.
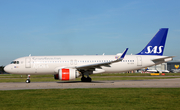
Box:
[1,78,180,90]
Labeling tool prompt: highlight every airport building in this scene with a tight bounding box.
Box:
[167,61,180,73]
[147,60,180,73]
[148,63,167,72]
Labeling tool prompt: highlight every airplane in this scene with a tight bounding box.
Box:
[146,69,170,73]
[143,67,170,73]
[4,28,174,83]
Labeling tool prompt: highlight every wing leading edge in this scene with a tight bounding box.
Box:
[75,48,128,71]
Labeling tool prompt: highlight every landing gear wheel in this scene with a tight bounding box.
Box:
[26,75,31,83]
[81,77,86,82]
[81,77,92,82]
[87,77,92,82]
[26,79,30,83]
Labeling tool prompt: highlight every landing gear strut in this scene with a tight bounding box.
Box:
[26,75,31,83]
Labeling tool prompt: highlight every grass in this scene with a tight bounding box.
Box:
[1,76,180,83]
[1,73,180,78]
[1,74,180,110]
[0,88,180,110]
[0,74,53,78]
[90,76,180,81]
[0,73,180,83]
[91,73,180,76]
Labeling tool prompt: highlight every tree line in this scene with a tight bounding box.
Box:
[0,66,5,73]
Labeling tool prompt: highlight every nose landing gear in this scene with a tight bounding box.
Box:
[26,75,31,83]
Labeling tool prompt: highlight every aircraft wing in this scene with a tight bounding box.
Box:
[75,48,128,71]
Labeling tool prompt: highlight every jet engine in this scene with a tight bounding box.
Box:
[54,68,80,80]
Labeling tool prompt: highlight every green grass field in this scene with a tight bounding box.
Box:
[0,88,180,110]
[1,73,180,82]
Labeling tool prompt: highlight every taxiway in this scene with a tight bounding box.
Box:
[1,78,180,90]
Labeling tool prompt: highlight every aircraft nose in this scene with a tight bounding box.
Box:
[4,65,11,73]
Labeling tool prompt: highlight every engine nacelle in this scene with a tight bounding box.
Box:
[54,68,80,80]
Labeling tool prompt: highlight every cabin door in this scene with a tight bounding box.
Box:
[25,58,31,68]
[137,56,142,66]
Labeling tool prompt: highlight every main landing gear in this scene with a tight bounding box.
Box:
[26,75,31,83]
[81,74,92,82]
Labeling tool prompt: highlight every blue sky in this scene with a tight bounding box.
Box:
[0,0,180,65]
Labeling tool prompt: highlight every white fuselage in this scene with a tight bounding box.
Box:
[4,55,172,75]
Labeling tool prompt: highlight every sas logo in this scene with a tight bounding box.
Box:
[145,46,163,54]
[175,65,179,69]
[115,56,120,59]
[115,56,119,59]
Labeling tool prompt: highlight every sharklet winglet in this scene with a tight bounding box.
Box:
[118,48,128,60]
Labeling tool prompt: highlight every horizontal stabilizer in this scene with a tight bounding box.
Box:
[152,56,175,64]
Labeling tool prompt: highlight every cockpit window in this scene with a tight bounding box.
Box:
[11,61,16,64]
[11,61,19,64]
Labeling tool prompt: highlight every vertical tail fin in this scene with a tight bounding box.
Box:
[136,28,168,56]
